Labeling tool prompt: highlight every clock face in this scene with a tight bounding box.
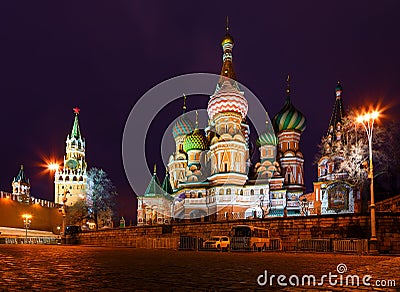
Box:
[66,159,78,169]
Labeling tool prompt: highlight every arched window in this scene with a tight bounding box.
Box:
[250,189,254,196]
[226,189,231,195]
[260,189,263,195]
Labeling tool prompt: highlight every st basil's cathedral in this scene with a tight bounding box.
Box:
[137,25,359,225]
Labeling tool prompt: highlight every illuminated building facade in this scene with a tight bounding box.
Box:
[308,83,361,214]
[54,108,87,206]
[137,26,307,225]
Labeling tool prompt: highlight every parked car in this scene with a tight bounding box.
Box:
[203,236,230,251]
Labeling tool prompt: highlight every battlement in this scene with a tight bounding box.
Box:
[0,191,59,209]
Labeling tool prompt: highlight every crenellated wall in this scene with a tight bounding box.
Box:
[77,213,400,253]
[0,196,63,233]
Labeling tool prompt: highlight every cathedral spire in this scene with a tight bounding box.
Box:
[71,107,81,139]
[182,94,187,113]
[218,18,238,90]
[326,82,345,137]
[286,74,291,100]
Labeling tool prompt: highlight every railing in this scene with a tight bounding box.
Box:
[178,236,202,250]
[0,237,59,244]
[333,239,368,254]
[297,239,331,252]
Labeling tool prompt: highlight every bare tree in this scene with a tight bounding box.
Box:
[86,167,117,229]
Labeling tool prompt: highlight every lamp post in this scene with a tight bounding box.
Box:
[48,163,68,235]
[22,214,32,243]
[357,110,379,251]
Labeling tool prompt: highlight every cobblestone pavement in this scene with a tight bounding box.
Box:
[0,245,399,291]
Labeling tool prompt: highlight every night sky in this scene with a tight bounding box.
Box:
[1,1,399,222]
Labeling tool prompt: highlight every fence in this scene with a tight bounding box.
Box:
[0,237,58,244]
[333,239,368,254]
[131,237,179,249]
[297,239,331,252]
[295,238,369,254]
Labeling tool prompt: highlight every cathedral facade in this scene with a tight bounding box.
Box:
[54,108,87,206]
[307,83,362,215]
[137,28,307,225]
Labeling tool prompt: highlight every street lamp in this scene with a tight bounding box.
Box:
[48,163,68,236]
[356,110,379,248]
[22,214,32,243]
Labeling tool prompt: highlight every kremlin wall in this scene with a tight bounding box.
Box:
[0,192,62,233]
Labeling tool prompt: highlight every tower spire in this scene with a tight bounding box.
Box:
[218,19,238,90]
[286,74,291,99]
[182,94,187,113]
[71,107,81,139]
[326,82,345,137]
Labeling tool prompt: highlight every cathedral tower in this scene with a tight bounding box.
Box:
[54,107,87,206]
[168,96,195,189]
[206,24,249,186]
[273,76,306,192]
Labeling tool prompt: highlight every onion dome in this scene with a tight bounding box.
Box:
[172,94,195,139]
[183,129,209,153]
[257,131,278,147]
[172,115,194,139]
[207,80,248,120]
[273,75,306,132]
[257,113,277,147]
[221,32,234,46]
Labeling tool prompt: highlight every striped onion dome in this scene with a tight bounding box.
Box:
[207,80,248,120]
[183,129,209,152]
[257,131,278,147]
[172,115,194,139]
[273,96,306,132]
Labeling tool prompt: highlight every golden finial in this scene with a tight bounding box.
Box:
[226,16,229,33]
[195,110,199,128]
[182,93,187,112]
[153,164,157,175]
[286,74,290,96]
[265,112,269,125]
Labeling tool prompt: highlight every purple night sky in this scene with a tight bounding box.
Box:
[0,1,399,221]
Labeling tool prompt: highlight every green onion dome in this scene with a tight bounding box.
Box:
[172,115,194,139]
[257,131,278,147]
[183,129,209,152]
[273,96,306,132]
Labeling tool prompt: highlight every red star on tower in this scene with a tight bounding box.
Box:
[73,107,80,115]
